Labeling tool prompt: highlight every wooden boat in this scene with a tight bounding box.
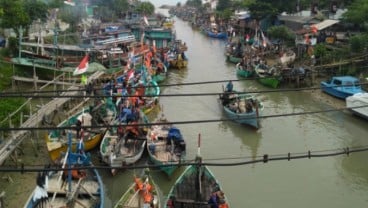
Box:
[25,133,104,208]
[114,70,160,115]
[167,51,188,69]
[146,115,186,177]
[254,63,282,88]
[100,113,149,175]
[165,134,229,208]
[226,54,242,64]
[236,62,254,78]
[114,170,160,208]
[147,58,168,83]
[219,90,264,129]
[346,92,368,120]
[280,50,296,66]
[321,76,366,99]
[206,30,227,39]
[46,98,117,163]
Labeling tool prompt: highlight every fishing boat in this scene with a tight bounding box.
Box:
[236,62,254,78]
[100,113,149,175]
[346,92,368,120]
[165,134,229,208]
[167,51,188,69]
[114,170,160,208]
[280,50,296,66]
[114,69,160,115]
[219,90,264,129]
[206,30,227,39]
[45,98,117,163]
[321,76,366,99]
[226,54,242,64]
[25,132,104,208]
[146,115,186,177]
[254,63,282,88]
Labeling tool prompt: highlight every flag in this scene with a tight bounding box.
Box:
[246,34,250,42]
[152,40,157,53]
[64,0,76,6]
[126,69,135,81]
[73,55,89,76]
[143,16,149,26]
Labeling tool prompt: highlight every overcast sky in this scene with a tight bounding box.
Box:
[149,0,186,7]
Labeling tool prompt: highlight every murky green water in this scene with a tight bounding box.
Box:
[101,10,368,208]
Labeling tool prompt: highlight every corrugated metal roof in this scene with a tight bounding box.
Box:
[313,19,339,30]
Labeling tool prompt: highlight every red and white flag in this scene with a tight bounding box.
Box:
[126,69,135,81]
[73,55,89,76]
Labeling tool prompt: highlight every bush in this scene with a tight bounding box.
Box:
[349,34,368,53]
[267,25,295,42]
[0,98,29,129]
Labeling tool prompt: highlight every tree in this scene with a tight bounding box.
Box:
[342,0,368,29]
[112,0,130,18]
[0,0,29,36]
[248,1,277,21]
[24,0,48,23]
[135,1,155,15]
[186,0,201,8]
[267,25,295,42]
[216,0,232,11]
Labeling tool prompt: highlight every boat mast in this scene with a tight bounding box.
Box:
[195,133,203,201]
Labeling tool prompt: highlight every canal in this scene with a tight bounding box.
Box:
[101,10,368,208]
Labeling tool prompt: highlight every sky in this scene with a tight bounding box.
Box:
[149,0,186,7]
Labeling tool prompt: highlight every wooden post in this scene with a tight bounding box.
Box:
[296,74,300,88]
[0,191,5,208]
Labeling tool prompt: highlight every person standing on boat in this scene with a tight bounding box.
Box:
[225,81,233,92]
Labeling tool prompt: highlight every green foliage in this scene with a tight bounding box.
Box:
[0,98,29,129]
[216,9,233,21]
[112,0,129,18]
[185,0,201,8]
[59,5,87,32]
[267,25,295,41]
[248,1,277,20]
[349,34,368,53]
[342,0,368,28]
[216,0,232,11]
[313,43,327,58]
[47,0,63,8]
[135,1,155,15]
[0,61,13,90]
[7,37,18,57]
[23,0,49,23]
[0,0,29,34]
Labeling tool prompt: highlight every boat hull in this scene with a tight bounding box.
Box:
[346,93,368,120]
[321,76,366,99]
[220,92,263,129]
[46,133,103,163]
[114,173,160,208]
[165,165,229,208]
[24,153,104,208]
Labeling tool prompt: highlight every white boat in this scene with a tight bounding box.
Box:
[346,92,368,120]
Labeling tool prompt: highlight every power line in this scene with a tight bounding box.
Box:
[0,104,367,131]
[0,145,367,173]
[2,82,368,98]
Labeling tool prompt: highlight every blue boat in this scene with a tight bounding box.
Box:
[146,115,186,177]
[24,132,104,208]
[206,30,227,39]
[219,90,264,129]
[321,76,366,99]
